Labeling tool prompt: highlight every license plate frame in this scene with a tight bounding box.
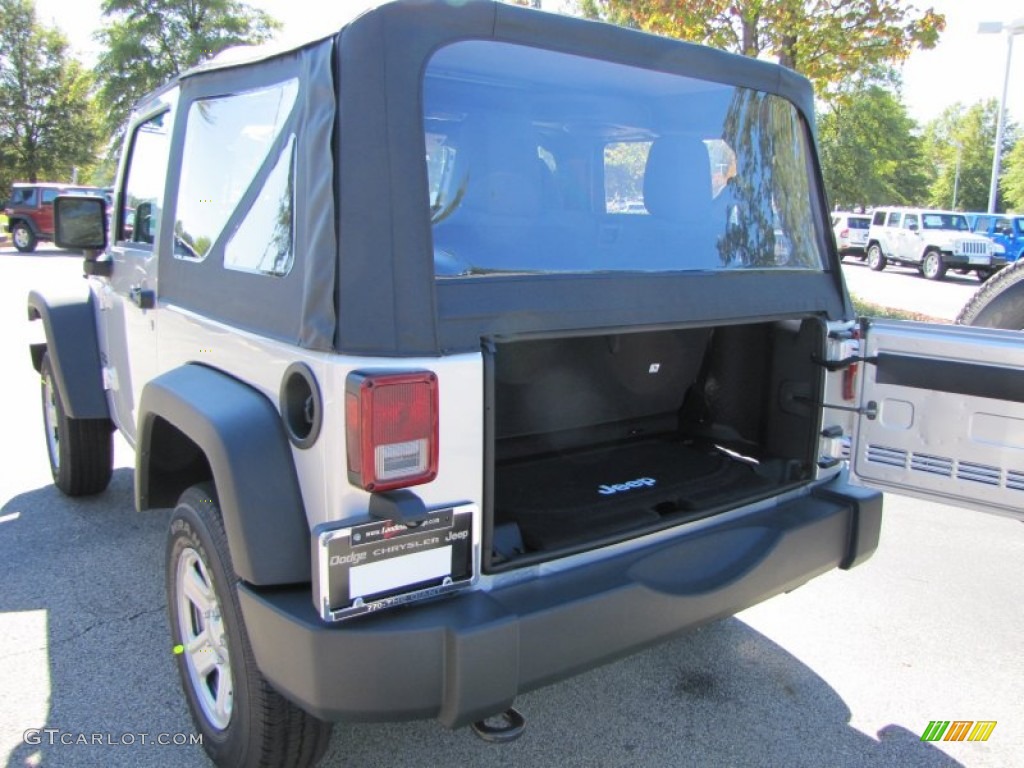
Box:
[313,504,477,622]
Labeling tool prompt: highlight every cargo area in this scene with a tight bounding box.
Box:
[486,318,825,569]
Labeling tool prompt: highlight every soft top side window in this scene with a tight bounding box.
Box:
[173,79,298,264]
[223,135,296,276]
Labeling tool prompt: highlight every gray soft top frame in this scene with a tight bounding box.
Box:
[335,0,849,355]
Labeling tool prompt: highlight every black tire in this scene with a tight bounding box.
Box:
[167,484,333,768]
[976,268,996,282]
[957,259,1024,330]
[40,352,113,496]
[866,244,886,272]
[921,249,946,281]
[12,220,37,252]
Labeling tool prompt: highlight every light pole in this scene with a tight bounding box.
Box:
[979,17,1024,214]
[952,141,962,210]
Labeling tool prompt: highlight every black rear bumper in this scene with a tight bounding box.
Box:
[238,476,881,728]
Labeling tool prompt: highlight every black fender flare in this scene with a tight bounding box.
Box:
[9,216,40,236]
[27,289,111,420]
[137,364,310,586]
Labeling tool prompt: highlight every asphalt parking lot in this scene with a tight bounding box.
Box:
[840,256,981,321]
[2,248,1022,767]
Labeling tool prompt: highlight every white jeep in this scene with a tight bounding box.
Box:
[865,206,1005,280]
[28,2,1024,767]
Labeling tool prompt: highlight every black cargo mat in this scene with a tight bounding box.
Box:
[494,439,772,551]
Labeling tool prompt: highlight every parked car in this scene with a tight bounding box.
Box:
[831,211,871,259]
[865,206,1005,280]
[32,3,1024,767]
[968,213,1024,263]
[4,182,108,252]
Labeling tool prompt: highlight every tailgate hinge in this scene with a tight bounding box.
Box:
[796,395,878,420]
[812,354,878,372]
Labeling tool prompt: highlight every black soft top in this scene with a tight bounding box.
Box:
[155,0,846,355]
[335,1,844,355]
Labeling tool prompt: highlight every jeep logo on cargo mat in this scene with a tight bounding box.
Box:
[598,477,657,495]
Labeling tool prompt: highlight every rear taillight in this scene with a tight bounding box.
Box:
[840,228,849,238]
[345,371,439,492]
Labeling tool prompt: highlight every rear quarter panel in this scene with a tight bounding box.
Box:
[157,306,484,533]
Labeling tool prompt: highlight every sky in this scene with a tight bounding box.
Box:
[34,0,1024,128]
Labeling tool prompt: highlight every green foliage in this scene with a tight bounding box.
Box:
[94,0,280,136]
[1002,138,1024,213]
[604,141,650,205]
[0,0,101,190]
[818,84,928,209]
[717,90,820,268]
[86,150,121,188]
[577,1,945,97]
[922,101,1014,212]
[851,294,945,323]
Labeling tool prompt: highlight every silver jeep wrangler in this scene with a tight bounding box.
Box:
[865,206,1005,280]
[30,2,1024,766]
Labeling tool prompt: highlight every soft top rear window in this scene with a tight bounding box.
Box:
[423,41,825,278]
[848,217,870,229]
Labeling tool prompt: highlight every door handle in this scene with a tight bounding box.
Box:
[129,285,155,309]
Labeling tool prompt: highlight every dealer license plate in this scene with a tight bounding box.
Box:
[313,504,476,622]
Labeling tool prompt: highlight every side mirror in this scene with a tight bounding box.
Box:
[907,222,919,232]
[54,195,107,251]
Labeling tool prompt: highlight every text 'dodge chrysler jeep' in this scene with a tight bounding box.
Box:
[866,206,1006,281]
[30,2,1024,766]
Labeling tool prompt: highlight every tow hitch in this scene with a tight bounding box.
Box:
[471,707,526,743]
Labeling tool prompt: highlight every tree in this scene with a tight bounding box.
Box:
[818,83,928,209]
[94,0,280,135]
[0,0,101,189]
[577,1,944,97]
[922,100,1015,212]
[1001,137,1024,212]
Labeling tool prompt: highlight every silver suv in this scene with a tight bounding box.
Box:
[831,211,871,259]
[28,3,1024,767]
[866,207,1005,280]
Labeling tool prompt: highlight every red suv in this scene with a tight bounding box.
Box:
[4,182,109,252]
